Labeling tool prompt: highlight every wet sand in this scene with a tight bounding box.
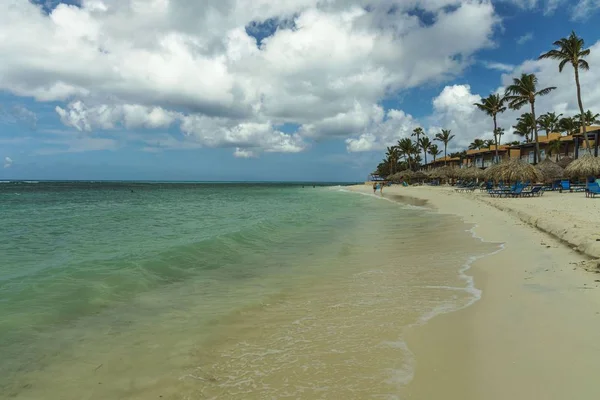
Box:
[352,184,600,399]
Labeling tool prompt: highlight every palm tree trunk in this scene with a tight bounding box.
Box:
[444,143,447,166]
[423,149,428,165]
[574,66,592,155]
[531,101,539,164]
[493,114,499,164]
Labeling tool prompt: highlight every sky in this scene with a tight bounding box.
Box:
[2,0,600,181]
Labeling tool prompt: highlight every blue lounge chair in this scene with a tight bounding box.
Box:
[586,182,600,198]
[517,186,543,198]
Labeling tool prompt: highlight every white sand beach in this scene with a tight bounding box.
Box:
[351,184,600,400]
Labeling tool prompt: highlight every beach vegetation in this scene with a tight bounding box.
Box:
[539,31,592,154]
[434,129,455,165]
[474,93,507,163]
[505,73,556,164]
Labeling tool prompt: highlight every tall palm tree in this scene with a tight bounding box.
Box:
[505,73,556,163]
[574,110,600,126]
[484,139,495,148]
[434,129,455,165]
[468,138,486,150]
[537,112,562,138]
[474,93,506,163]
[428,144,442,163]
[559,116,580,135]
[539,31,592,155]
[418,136,432,164]
[411,127,424,159]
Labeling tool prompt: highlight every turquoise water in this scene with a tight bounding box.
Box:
[0,182,497,399]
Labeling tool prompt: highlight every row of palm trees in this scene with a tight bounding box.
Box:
[474,31,595,165]
[375,31,597,178]
[379,128,455,177]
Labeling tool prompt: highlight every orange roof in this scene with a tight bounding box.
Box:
[465,145,509,156]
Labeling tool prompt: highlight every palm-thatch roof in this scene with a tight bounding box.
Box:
[535,158,564,182]
[413,171,428,180]
[484,158,544,182]
[441,165,460,179]
[388,170,414,182]
[427,168,446,179]
[458,167,483,180]
[556,156,574,168]
[564,154,600,178]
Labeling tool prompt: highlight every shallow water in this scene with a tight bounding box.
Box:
[0,182,498,399]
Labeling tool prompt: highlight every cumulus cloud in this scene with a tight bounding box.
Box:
[0,0,500,156]
[4,157,13,168]
[419,39,600,153]
[55,101,179,131]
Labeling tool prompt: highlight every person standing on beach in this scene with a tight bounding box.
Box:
[373,183,377,194]
[380,182,384,195]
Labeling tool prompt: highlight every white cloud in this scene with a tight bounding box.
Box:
[481,61,515,72]
[516,32,533,45]
[345,108,419,152]
[4,157,13,168]
[55,101,179,131]
[421,39,600,152]
[571,0,600,20]
[0,0,500,156]
[234,148,257,158]
[501,0,597,19]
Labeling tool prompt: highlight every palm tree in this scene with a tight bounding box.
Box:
[474,93,506,163]
[539,31,592,155]
[505,73,556,164]
[468,138,486,150]
[418,136,432,164]
[397,138,416,170]
[547,139,563,161]
[537,112,562,137]
[484,139,495,148]
[574,110,600,126]
[434,129,455,165]
[495,127,505,145]
[385,146,399,175]
[428,144,442,163]
[411,127,424,159]
[559,116,580,135]
[516,112,537,142]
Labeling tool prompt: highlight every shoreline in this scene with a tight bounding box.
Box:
[350,185,600,399]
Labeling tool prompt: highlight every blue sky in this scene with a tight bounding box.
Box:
[2,0,600,181]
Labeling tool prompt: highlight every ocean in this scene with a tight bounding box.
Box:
[0,181,498,399]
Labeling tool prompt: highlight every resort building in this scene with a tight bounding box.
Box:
[420,126,600,171]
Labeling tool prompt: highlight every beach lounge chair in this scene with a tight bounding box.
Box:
[516,186,543,198]
[586,182,600,198]
[489,184,524,198]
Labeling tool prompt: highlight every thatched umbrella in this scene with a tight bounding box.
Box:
[535,158,564,182]
[413,171,428,180]
[427,168,447,179]
[565,154,600,178]
[459,167,482,180]
[441,166,460,179]
[484,158,544,183]
[556,156,574,168]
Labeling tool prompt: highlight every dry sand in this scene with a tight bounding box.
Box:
[351,184,600,400]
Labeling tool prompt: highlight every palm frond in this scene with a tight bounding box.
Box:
[536,86,556,96]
